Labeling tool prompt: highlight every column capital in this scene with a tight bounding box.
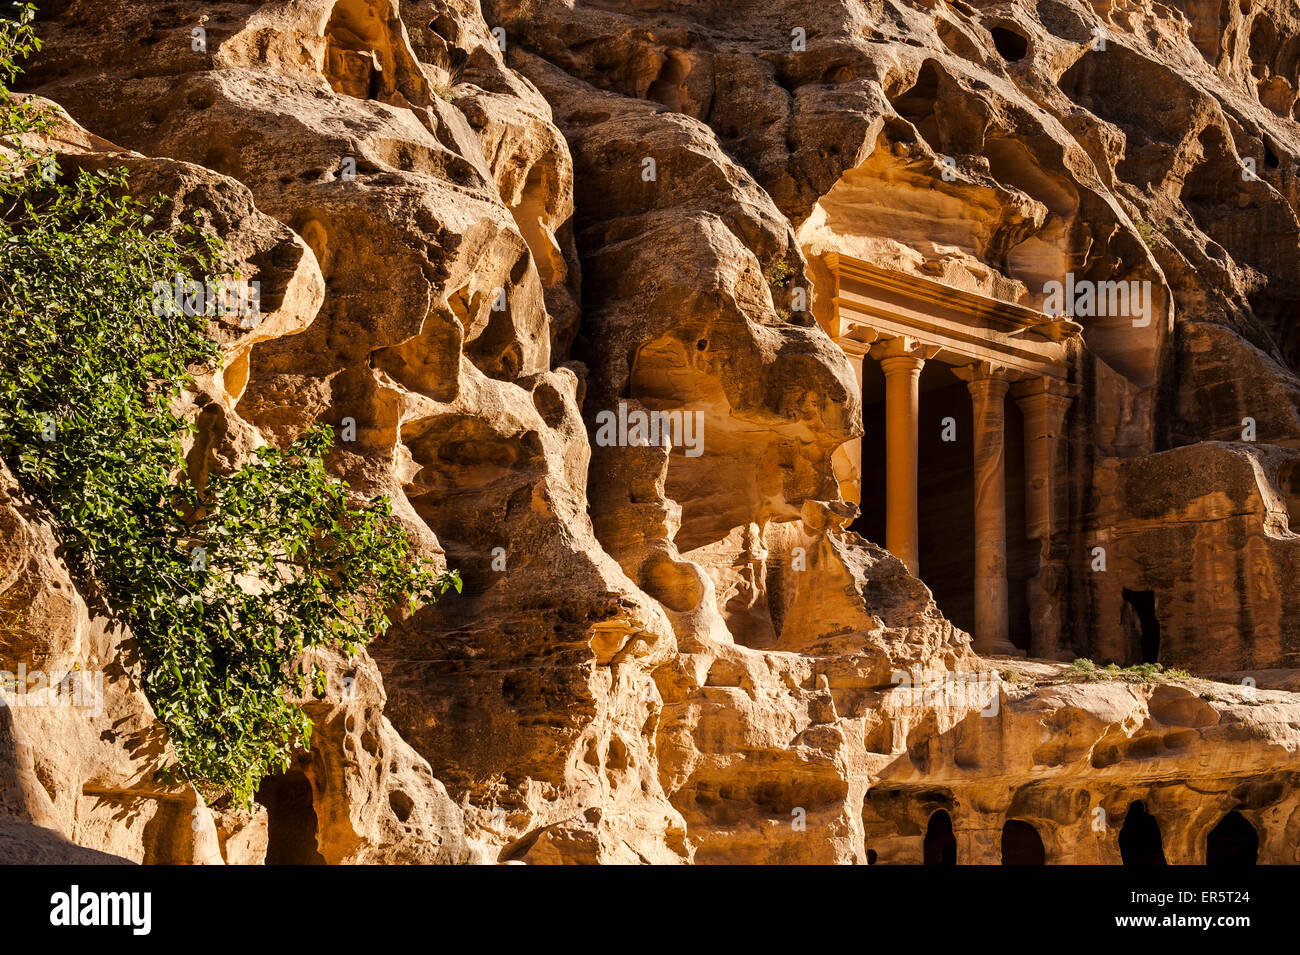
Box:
[954,361,1012,399]
[952,360,1013,384]
[1013,376,1078,434]
[872,335,940,365]
[1011,376,1081,403]
[837,332,878,360]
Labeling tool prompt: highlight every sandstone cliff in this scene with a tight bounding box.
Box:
[3,0,1300,864]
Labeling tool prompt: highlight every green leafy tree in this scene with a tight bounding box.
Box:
[0,5,458,804]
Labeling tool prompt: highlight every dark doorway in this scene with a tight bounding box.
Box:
[1001,819,1046,865]
[1122,588,1160,664]
[256,769,326,865]
[1205,810,1258,866]
[924,809,957,865]
[1119,801,1167,865]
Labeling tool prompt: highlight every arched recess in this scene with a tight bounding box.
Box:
[924,809,957,865]
[1205,810,1259,865]
[1001,819,1046,864]
[256,769,326,865]
[1118,801,1167,865]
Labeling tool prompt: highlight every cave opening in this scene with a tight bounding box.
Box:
[1122,588,1160,664]
[256,769,326,865]
[1118,801,1167,865]
[923,809,957,865]
[1205,810,1259,865]
[990,27,1029,62]
[1000,819,1046,865]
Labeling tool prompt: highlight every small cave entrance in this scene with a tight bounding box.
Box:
[923,809,957,865]
[990,26,1029,62]
[1122,588,1160,664]
[1118,801,1167,866]
[1205,811,1259,865]
[255,769,326,865]
[1000,819,1046,865]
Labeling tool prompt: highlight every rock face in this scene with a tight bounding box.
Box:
[2,0,1300,864]
[0,462,222,864]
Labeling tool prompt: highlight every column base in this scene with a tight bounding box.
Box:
[973,640,1025,657]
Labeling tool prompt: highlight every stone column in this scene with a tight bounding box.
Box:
[1013,378,1076,540]
[874,337,937,576]
[1014,377,1078,659]
[955,361,1018,655]
[835,337,876,509]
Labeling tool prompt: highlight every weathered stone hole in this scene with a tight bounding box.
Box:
[388,789,414,823]
[990,27,1029,62]
[1264,140,1281,169]
[1000,819,1045,864]
[923,809,957,865]
[1205,810,1258,865]
[606,736,630,772]
[890,60,943,148]
[645,51,691,112]
[1118,801,1167,865]
[255,769,326,865]
[1122,588,1160,664]
[866,848,878,865]
[324,0,394,101]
